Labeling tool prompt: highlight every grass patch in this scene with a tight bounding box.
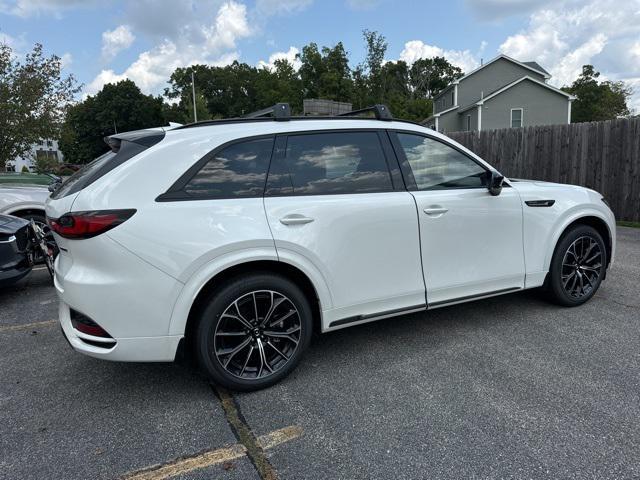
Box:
[617,221,640,228]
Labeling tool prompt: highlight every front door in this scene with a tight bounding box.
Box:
[263,130,426,328]
[390,131,525,306]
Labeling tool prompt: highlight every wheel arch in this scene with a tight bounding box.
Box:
[169,256,329,350]
[547,214,613,271]
[5,206,46,219]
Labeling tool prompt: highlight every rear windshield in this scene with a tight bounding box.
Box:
[51,139,152,199]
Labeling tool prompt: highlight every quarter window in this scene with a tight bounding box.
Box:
[396,133,488,190]
[183,138,274,198]
[276,132,393,195]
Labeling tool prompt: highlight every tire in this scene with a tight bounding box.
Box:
[546,225,607,307]
[195,272,313,391]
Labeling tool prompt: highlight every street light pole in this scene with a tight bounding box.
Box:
[191,70,198,123]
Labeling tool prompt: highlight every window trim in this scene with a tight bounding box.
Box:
[156,134,276,202]
[265,128,404,197]
[387,129,495,192]
[510,108,523,128]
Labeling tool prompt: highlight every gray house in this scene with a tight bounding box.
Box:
[423,55,575,133]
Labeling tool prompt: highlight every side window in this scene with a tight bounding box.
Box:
[396,133,488,190]
[279,132,393,195]
[183,137,274,198]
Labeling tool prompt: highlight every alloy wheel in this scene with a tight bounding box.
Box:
[213,290,302,380]
[561,236,602,298]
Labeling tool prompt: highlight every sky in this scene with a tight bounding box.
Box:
[1,0,639,111]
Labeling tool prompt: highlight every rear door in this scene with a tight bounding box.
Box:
[263,130,426,328]
[390,131,525,306]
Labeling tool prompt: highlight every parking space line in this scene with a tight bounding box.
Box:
[214,385,281,480]
[120,425,302,480]
[0,320,56,333]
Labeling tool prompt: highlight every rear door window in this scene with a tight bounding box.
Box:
[269,131,393,195]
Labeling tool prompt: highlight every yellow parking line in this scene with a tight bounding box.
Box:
[0,320,57,333]
[257,425,303,450]
[121,425,302,480]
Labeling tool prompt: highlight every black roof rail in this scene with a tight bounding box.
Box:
[339,104,393,121]
[243,103,291,121]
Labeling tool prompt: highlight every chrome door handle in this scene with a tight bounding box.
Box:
[280,214,314,226]
[423,207,448,216]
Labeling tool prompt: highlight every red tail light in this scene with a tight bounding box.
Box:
[48,209,136,239]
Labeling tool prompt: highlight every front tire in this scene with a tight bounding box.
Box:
[195,273,312,391]
[546,225,606,307]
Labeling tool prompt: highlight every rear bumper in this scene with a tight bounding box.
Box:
[52,234,184,362]
[57,298,182,362]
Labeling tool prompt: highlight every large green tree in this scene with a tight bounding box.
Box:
[0,43,79,167]
[59,79,165,163]
[564,65,631,122]
[409,56,463,99]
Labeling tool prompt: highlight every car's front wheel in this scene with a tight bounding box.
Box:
[546,225,607,306]
[195,273,312,391]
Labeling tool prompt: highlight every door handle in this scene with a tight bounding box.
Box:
[280,214,315,226]
[423,207,448,217]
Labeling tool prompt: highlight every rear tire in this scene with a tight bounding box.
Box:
[546,225,606,307]
[195,272,312,391]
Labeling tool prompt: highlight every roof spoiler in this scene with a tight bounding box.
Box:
[104,129,166,153]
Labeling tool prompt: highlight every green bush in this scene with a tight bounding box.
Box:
[20,165,30,173]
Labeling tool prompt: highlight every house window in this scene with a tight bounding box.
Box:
[511,108,523,128]
[466,115,471,131]
[451,91,455,106]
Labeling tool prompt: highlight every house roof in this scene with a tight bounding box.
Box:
[522,61,550,76]
[458,75,576,112]
[433,54,552,100]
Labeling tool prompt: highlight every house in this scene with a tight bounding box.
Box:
[423,55,575,133]
[4,139,64,172]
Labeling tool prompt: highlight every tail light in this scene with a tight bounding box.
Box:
[47,209,136,239]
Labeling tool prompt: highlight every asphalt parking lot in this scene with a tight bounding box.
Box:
[1,226,639,480]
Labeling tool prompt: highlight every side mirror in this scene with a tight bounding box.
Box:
[488,171,504,196]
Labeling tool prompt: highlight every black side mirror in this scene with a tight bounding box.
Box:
[488,171,504,196]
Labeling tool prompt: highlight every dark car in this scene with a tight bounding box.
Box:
[0,214,35,287]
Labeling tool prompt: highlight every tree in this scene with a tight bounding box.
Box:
[59,79,165,163]
[409,56,463,99]
[564,65,632,122]
[0,43,79,166]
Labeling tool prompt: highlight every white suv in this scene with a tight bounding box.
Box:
[46,104,615,391]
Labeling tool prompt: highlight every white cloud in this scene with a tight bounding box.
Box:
[399,40,481,74]
[101,25,135,63]
[84,1,251,97]
[60,52,72,69]
[498,0,640,111]
[0,0,92,17]
[255,0,313,16]
[257,46,301,70]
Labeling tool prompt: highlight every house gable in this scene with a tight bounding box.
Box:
[481,77,572,129]
[456,57,547,108]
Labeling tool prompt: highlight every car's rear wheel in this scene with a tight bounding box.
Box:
[546,225,606,306]
[195,273,312,391]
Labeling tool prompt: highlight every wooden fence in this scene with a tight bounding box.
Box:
[447,118,640,222]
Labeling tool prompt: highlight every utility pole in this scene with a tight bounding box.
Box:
[191,70,198,123]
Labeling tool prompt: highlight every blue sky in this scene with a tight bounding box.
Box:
[1,0,639,109]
